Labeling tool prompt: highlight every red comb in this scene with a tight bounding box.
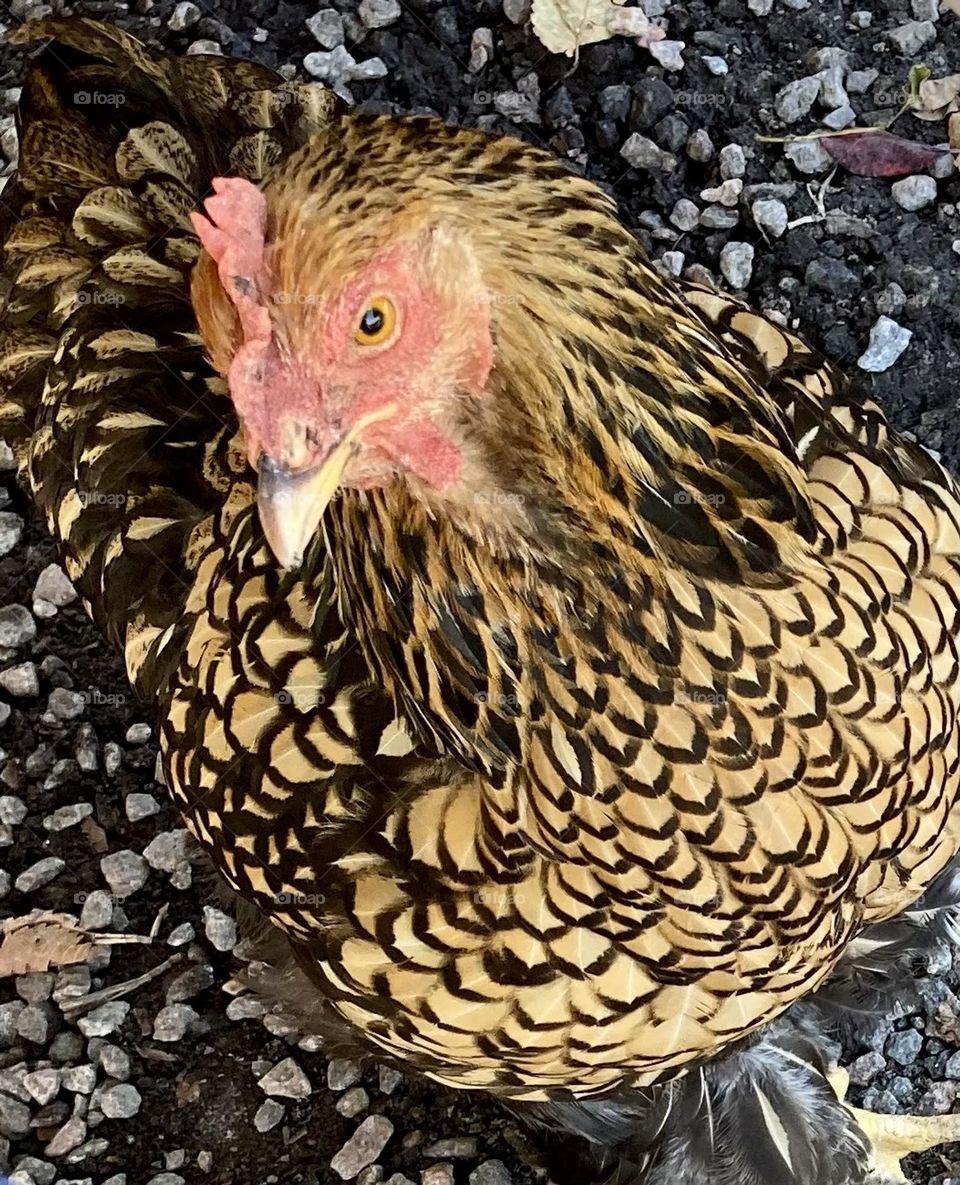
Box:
[191,177,272,344]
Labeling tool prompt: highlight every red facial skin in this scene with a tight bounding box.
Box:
[191,178,493,493]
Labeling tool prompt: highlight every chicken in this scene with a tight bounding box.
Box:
[3,17,960,1185]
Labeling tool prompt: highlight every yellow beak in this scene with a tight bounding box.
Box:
[257,439,354,570]
[256,405,396,570]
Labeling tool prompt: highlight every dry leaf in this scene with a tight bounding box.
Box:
[914,73,960,121]
[948,112,960,153]
[532,0,663,56]
[0,911,103,976]
[821,130,945,178]
[81,814,108,854]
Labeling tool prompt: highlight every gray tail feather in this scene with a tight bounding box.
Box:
[514,1020,870,1185]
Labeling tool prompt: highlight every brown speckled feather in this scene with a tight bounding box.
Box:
[3,22,960,1122]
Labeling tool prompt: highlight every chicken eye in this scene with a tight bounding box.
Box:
[355,297,396,345]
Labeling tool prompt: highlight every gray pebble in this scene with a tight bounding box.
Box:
[0,663,39,698]
[784,139,832,174]
[0,794,26,824]
[336,1086,369,1118]
[358,0,400,27]
[331,1115,394,1181]
[700,206,740,230]
[303,46,356,83]
[79,891,115,930]
[891,174,937,211]
[719,144,746,180]
[44,759,78,790]
[77,1002,129,1038]
[328,1057,363,1091]
[15,856,65,893]
[44,1115,86,1157]
[124,723,151,744]
[254,1098,285,1132]
[167,1,200,30]
[424,1138,479,1159]
[0,1093,32,1138]
[701,55,728,76]
[502,0,530,22]
[14,1158,56,1185]
[124,792,160,822]
[378,1066,403,1095]
[202,906,237,952]
[469,1164,512,1185]
[817,64,849,110]
[258,1057,312,1099]
[98,1045,130,1080]
[912,0,939,18]
[103,743,122,777]
[719,242,754,289]
[649,40,685,72]
[885,1027,923,1065]
[49,1032,83,1063]
[23,1067,60,1105]
[153,1004,198,1042]
[886,20,937,56]
[145,1176,185,1185]
[686,129,715,162]
[0,512,23,557]
[165,964,214,1003]
[753,198,789,238]
[143,829,190,876]
[669,199,700,231]
[700,178,742,207]
[99,1083,141,1119]
[0,868,9,897]
[44,802,92,831]
[226,995,268,1021]
[422,1167,454,1185]
[620,133,676,172]
[166,922,195,947]
[306,8,344,48]
[774,76,820,123]
[0,606,35,649]
[61,1065,97,1095]
[658,251,684,278]
[100,850,148,898]
[823,104,856,130]
[16,972,53,1004]
[469,27,495,72]
[33,565,76,608]
[186,40,222,55]
[858,316,912,372]
[17,1004,54,1043]
[493,90,539,125]
[847,67,879,93]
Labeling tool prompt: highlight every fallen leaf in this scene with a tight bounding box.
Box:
[531,0,663,56]
[0,911,103,976]
[81,814,108,854]
[949,112,960,153]
[821,130,945,177]
[914,73,960,121]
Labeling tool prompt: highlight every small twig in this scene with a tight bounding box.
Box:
[61,951,184,1014]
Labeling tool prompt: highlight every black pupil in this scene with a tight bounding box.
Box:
[360,307,384,336]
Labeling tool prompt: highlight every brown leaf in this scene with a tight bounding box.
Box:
[949,113,960,154]
[914,73,960,121]
[821,131,945,178]
[0,912,103,976]
[81,814,109,854]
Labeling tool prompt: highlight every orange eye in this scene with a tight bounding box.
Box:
[355,297,396,346]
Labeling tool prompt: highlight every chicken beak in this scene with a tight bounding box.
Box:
[257,438,354,569]
[256,404,398,570]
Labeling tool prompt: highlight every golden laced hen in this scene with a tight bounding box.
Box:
[3,18,960,1185]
